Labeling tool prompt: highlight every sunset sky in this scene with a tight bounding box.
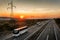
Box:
[0,0,60,19]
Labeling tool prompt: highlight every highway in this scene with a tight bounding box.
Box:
[0,19,60,40]
[26,20,60,40]
[6,20,49,40]
[36,20,56,40]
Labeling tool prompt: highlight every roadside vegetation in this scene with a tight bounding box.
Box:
[54,18,60,28]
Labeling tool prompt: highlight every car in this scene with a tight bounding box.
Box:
[36,22,41,25]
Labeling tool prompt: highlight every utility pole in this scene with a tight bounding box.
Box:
[7,0,16,18]
[7,0,16,27]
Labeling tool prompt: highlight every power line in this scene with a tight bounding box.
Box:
[7,0,16,18]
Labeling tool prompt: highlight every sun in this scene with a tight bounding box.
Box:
[20,15,24,19]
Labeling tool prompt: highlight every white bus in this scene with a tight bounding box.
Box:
[13,26,28,37]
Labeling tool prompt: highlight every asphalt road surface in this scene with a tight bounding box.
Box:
[0,19,60,40]
[6,20,49,40]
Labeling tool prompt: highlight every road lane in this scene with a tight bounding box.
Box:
[24,20,50,40]
[6,25,40,40]
[6,20,49,40]
[7,20,50,40]
[36,19,60,40]
[46,34,49,40]
[52,20,60,40]
[48,22,56,40]
[36,21,51,40]
[0,20,51,40]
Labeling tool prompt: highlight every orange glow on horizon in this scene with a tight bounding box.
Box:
[20,15,24,19]
[0,12,60,19]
